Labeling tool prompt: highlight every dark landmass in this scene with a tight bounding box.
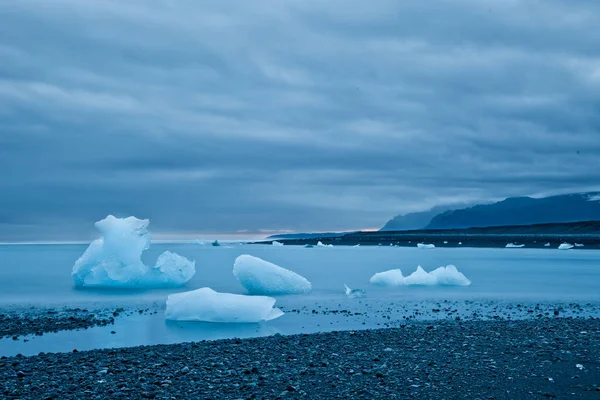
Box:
[2,318,599,399]
[381,192,600,231]
[267,232,352,240]
[380,204,468,231]
[257,220,600,248]
[0,308,116,340]
[426,192,600,230]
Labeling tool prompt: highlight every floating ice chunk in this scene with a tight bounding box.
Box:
[317,241,333,248]
[404,266,438,285]
[417,243,435,249]
[458,242,463,245]
[443,241,448,244]
[72,215,195,288]
[369,265,471,287]
[353,244,360,247]
[505,243,525,248]
[233,255,312,295]
[344,284,366,298]
[165,287,283,323]
[544,243,551,247]
[558,243,574,250]
[429,265,471,286]
[574,243,584,247]
[272,241,284,246]
[369,269,405,287]
[304,244,314,248]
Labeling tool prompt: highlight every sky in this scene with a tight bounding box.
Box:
[1,0,600,240]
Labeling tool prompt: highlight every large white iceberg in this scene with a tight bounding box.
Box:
[558,243,574,250]
[165,287,283,323]
[417,243,435,249]
[317,241,334,248]
[369,265,471,287]
[72,215,195,288]
[233,255,312,295]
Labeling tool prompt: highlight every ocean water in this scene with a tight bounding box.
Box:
[1,243,599,356]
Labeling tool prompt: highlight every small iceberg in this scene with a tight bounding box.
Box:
[317,241,334,248]
[574,243,584,247]
[272,241,284,246]
[558,243,574,250]
[165,287,283,323]
[304,244,314,248]
[458,242,463,245]
[369,265,470,287]
[417,243,435,249]
[233,255,312,295]
[369,269,406,287]
[212,240,221,247]
[195,239,205,246]
[353,244,360,248]
[544,243,551,247]
[344,284,366,298]
[505,243,525,248]
[72,216,195,288]
[443,241,448,244]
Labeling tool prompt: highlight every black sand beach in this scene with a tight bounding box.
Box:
[2,318,599,399]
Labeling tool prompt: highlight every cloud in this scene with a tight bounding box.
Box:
[1,0,600,240]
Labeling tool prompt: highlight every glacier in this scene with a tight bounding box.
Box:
[233,255,312,295]
[165,287,283,323]
[417,243,435,249]
[369,265,471,287]
[72,215,195,288]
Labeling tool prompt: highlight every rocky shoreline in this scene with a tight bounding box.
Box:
[0,307,117,340]
[2,318,599,399]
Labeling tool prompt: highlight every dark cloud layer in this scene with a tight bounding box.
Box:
[1,0,600,240]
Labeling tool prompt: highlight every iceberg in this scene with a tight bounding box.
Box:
[304,244,314,248]
[165,287,283,323]
[544,242,551,247]
[574,243,584,247]
[233,255,312,295]
[353,244,360,247]
[344,284,366,298]
[272,241,284,246]
[317,241,334,248]
[404,266,438,285]
[417,243,435,249]
[369,269,406,287]
[505,243,525,248]
[558,243,574,250]
[429,265,472,286]
[195,239,205,246]
[72,216,195,288]
[369,265,471,287]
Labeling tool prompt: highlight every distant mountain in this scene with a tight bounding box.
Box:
[380,204,476,231]
[266,232,351,240]
[426,192,600,229]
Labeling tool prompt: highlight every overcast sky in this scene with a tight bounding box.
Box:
[1,0,600,240]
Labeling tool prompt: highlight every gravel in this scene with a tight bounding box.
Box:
[2,318,599,399]
[0,308,116,340]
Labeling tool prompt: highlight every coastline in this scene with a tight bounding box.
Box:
[2,318,599,399]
